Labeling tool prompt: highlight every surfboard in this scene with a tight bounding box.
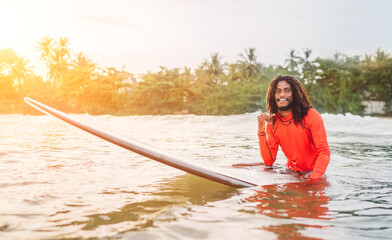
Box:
[24,97,257,188]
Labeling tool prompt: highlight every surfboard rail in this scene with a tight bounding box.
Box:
[24,97,257,188]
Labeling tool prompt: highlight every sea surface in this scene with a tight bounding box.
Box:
[0,112,391,240]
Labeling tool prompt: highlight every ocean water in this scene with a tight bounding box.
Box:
[0,112,391,239]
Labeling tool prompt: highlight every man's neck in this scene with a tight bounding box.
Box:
[279,109,292,118]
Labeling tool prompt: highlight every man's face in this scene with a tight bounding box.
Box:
[275,80,293,111]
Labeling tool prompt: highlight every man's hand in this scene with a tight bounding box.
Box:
[257,112,275,132]
[232,162,263,168]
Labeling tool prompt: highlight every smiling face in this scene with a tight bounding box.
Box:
[275,80,293,112]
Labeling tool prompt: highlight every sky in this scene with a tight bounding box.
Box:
[1,0,391,75]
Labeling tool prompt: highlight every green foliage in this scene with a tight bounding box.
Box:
[193,78,264,115]
[308,55,365,114]
[237,48,263,79]
[130,67,195,114]
[360,49,392,111]
[0,37,391,115]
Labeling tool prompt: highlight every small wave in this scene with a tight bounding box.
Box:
[322,113,392,136]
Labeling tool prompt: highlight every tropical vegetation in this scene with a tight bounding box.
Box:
[0,37,391,115]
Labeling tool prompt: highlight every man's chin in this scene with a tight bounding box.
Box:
[278,107,291,111]
[278,103,292,111]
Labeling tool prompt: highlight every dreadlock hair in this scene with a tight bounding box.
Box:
[266,75,312,126]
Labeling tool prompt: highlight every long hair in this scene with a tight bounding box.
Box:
[266,75,312,125]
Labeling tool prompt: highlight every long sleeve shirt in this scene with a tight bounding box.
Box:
[258,108,330,180]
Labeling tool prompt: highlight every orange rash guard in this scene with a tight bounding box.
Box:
[258,108,330,180]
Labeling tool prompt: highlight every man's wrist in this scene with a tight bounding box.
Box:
[257,130,266,136]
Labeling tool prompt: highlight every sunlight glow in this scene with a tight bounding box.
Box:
[0,1,48,74]
[0,2,26,50]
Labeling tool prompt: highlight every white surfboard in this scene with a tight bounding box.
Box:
[24,97,258,188]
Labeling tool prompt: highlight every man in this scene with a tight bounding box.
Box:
[234,75,330,181]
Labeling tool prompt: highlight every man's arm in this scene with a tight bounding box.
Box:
[233,128,278,167]
[306,109,330,181]
[258,113,279,166]
[232,113,278,167]
[258,126,279,166]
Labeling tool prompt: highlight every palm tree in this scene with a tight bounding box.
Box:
[200,52,225,84]
[237,48,262,78]
[72,52,96,73]
[202,53,224,74]
[300,48,315,84]
[11,57,34,90]
[51,37,71,84]
[37,36,71,85]
[284,49,299,73]
[300,48,313,69]
[37,36,53,73]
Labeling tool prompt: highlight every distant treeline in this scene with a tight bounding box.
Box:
[0,37,391,115]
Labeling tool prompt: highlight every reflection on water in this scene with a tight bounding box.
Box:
[248,179,330,239]
[154,174,238,205]
[75,174,237,236]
